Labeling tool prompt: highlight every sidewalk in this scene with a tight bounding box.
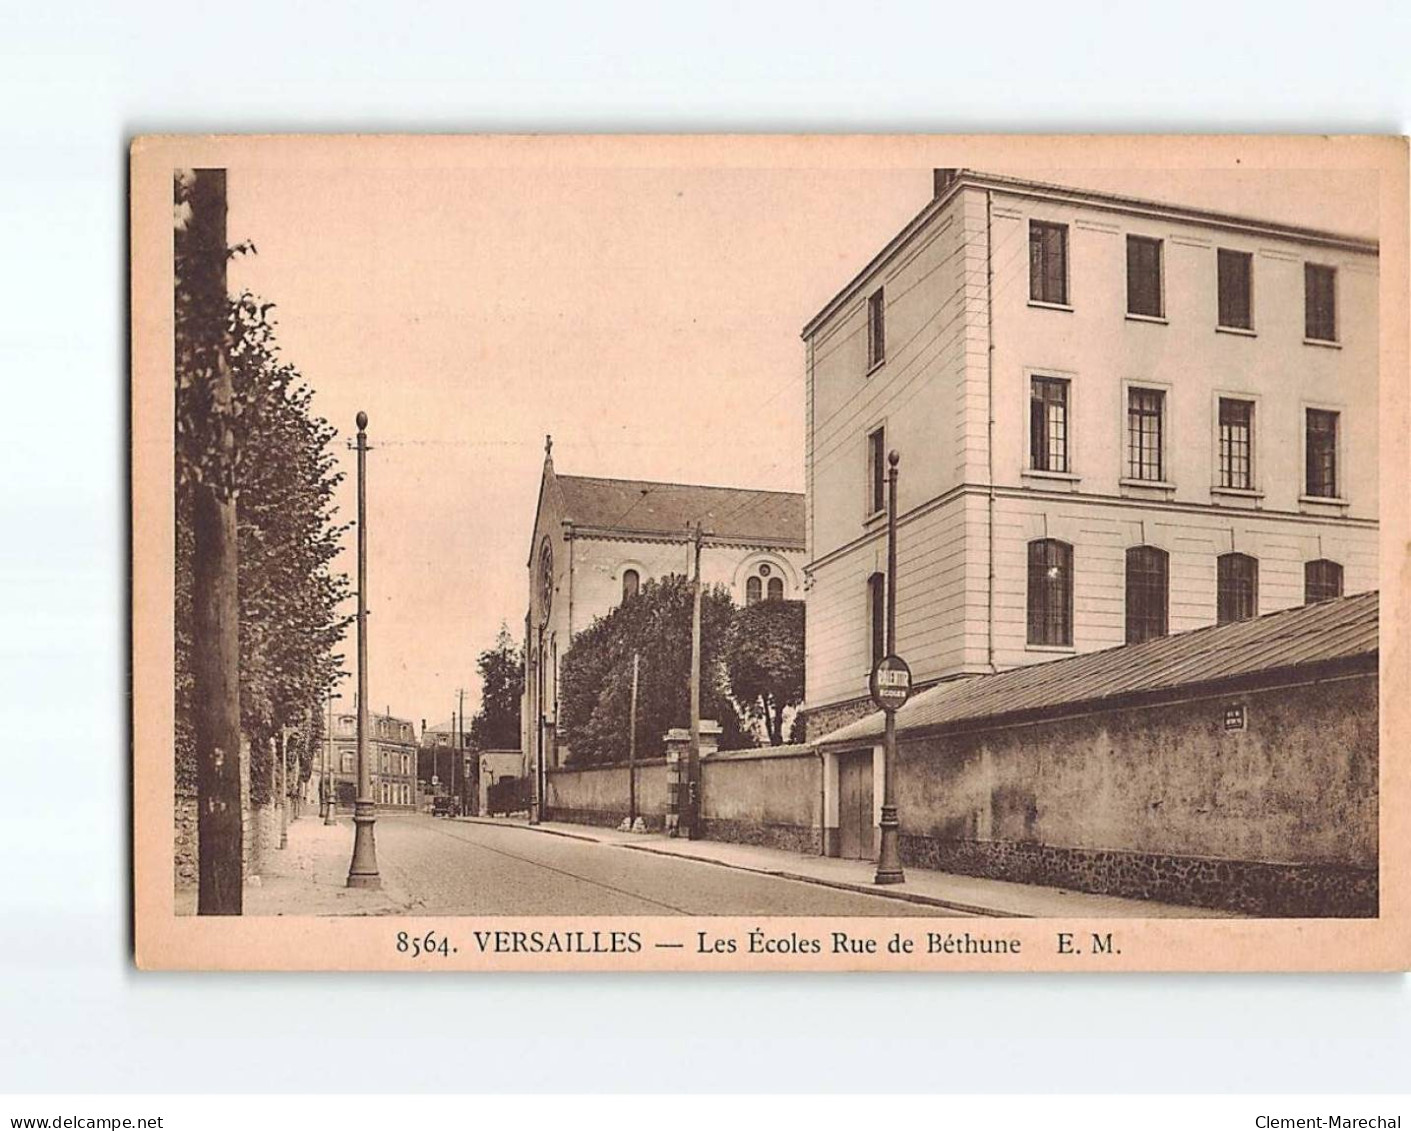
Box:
[174,815,412,917]
[459,816,1241,918]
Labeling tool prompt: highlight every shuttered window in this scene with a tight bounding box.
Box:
[746,576,762,606]
[1217,553,1258,625]
[868,426,886,515]
[867,288,886,369]
[1217,249,1253,329]
[1029,221,1069,305]
[1125,546,1169,645]
[868,572,886,666]
[1305,263,1337,342]
[767,576,784,601]
[1304,559,1344,605]
[1027,539,1073,647]
[1126,235,1163,318]
[621,568,639,602]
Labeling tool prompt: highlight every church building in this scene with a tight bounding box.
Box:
[522,438,806,783]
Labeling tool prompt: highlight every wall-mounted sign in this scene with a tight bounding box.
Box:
[1223,705,1246,731]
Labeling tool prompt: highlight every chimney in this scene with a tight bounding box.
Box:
[933,168,959,196]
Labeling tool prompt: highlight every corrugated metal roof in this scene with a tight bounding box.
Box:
[816,590,1378,747]
[557,474,805,546]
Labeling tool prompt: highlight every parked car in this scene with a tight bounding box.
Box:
[432,795,457,818]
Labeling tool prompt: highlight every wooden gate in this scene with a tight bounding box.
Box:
[837,750,875,860]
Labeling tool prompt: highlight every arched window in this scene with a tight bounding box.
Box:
[868,572,886,666]
[1217,553,1258,625]
[1027,539,1073,647]
[768,576,784,601]
[621,568,639,603]
[1304,559,1343,605]
[1125,546,1169,645]
[746,576,763,605]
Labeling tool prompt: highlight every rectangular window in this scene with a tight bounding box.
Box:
[1029,221,1068,305]
[1126,388,1165,481]
[1217,554,1258,625]
[867,426,886,515]
[1217,249,1253,329]
[1126,235,1163,318]
[1305,263,1337,341]
[1027,539,1073,647]
[868,573,886,667]
[1218,398,1254,490]
[1306,409,1339,497]
[1304,559,1344,604]
[1029,376,1070,473]
[866,288,885,369]
[1125,546,1170,645]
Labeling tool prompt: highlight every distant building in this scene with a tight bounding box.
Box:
[523,438,806,780]
[801,169,1377,737]
[328,709,419,811]
[419,717,473,810]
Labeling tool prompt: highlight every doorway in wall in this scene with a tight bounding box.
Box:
[836,749,875,860]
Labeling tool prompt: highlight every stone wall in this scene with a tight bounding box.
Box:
[894,672,1378,916]
[699,746,821,853]
[798,696,874,744]
[545,748,823,853]
[546,760,670,830]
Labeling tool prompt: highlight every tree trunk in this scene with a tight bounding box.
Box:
[184,168,243,915]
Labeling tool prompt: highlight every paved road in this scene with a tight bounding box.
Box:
[371,814,964,917]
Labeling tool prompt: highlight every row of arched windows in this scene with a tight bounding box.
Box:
[619,564,787,605]
[1025,539,1344,648]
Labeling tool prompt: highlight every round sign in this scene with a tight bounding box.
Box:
[869,654,913,712]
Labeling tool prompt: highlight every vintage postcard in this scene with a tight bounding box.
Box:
[131,134,1410,971]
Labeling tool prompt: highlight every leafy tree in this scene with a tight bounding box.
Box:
[559,574,749,766]
[469,624,525,751]
[175,293,350,805]
[726,599,805,746]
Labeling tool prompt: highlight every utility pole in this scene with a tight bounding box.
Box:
[687,520,705,840]
[628,651,640,827]
[458,687,466,816]
[179,168,242,916]
[874,450,907,885]
[347,411,381,888]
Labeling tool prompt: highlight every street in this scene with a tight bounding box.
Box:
[359,814,964,917]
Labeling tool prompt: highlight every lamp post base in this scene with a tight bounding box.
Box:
[346,801,381,889]
[874,805,905,885]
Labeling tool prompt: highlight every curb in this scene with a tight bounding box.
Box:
[453,815,1028,918]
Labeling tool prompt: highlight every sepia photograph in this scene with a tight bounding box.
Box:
[130,135,1409,971]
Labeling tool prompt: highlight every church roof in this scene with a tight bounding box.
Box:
[555,474,805,547]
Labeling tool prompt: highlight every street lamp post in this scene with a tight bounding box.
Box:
[347,411,381,889]
[874,450,907,885]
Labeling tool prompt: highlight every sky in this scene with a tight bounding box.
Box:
[224,156,1378,728]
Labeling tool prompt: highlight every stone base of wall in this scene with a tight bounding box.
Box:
[798,696,875,744]
[901,836,1378,918]
[548,807,666,832]
[175,795,198,888]
[701,818,821,856]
